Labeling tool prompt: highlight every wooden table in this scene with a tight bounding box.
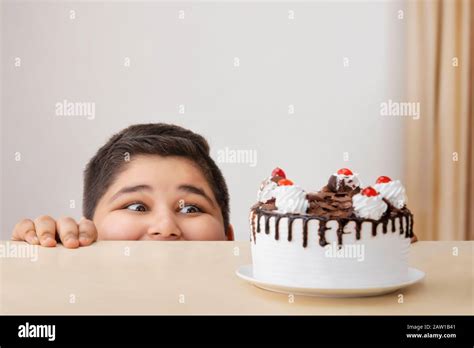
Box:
[0,241,472,315]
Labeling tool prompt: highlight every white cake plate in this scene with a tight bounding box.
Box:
[236,264,425,298]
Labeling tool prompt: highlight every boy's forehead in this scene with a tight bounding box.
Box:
[115,155,207,187]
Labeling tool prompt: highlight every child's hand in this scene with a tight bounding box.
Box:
[11,215,97,248]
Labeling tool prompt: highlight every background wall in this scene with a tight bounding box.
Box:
[1,0,406,241]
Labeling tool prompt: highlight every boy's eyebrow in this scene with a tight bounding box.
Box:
[109,184,153,203]
[177,184,215,208]
[108,184,215,207]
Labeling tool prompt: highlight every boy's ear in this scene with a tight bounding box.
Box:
[226,224,235,241]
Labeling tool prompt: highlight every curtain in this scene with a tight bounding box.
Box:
[405,0,473,240]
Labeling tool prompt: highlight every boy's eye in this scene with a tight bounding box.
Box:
[179,205,202,214]
[126,203,147,212]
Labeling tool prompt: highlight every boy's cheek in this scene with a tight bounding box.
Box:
[96,214,145,240]
[179,215,226,241]
[94,211,226,241]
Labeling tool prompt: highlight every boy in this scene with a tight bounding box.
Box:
[11,123,234,248]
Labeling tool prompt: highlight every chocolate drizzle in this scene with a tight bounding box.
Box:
[287,218,293,241]
[371,222,377,236]
[264,215,270,234]
[382,218,388,233]
[303,219,309,247]
[251,211,256,243]
[337,219,349,246]
[251,206,414,248]
[275,215,282,240]
[355,220,362,240]
[318,220,329,247]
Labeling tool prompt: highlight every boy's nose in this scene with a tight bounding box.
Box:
[146,213,182,241]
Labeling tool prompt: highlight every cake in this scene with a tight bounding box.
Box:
[249,167,414,288]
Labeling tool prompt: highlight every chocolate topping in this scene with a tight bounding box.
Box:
[251,171,414,248]
[270,175,284,184]
[306,185,359,219]
[260,199,276,211]
[327,174,359,193]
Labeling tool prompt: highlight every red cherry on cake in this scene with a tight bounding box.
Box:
[271,167,286,178]
[361,186,379,197]
[278,178,293,186]
[376,176,392,184]
[337,168,353,176]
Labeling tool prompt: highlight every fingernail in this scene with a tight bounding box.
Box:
[31,236,39,244]
[65,235,77,243]
[44,237,55,245]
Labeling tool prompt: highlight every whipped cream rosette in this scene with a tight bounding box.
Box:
[274,184,309,214]
[257,178,277,203]
[352,186,388,220]
[256,167,286,203]
[256,167,309,214]
[373,176,407,209]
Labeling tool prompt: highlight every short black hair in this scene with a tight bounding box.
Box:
[82,123,230,231]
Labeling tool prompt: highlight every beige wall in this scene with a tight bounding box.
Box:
[1,0,406,240]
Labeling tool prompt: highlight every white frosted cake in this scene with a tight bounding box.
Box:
[250,167,415,288]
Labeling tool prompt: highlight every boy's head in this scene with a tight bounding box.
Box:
[82,123,233,241]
